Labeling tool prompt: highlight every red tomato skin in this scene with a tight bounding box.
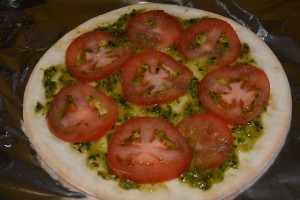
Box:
[179,18,242,68]
[122,50,193,106]
[126,10,183,51]
[107,117,192,184]
[177,113,233,170]
[47,83,118,143]
[198,65,270,126]
[65,31,133,82]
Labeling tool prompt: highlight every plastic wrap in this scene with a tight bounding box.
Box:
[0,0,299,199]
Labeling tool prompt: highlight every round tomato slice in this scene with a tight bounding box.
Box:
[198,65,270,126]
[47,83,118,143]
[107,117,192,184]
[179,18,242,68]
[126,10,183,51]
[177,113,233,170]
[65,31,133,82]
[122,51,193,106]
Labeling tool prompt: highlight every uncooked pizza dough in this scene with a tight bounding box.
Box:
[23,3,292,200]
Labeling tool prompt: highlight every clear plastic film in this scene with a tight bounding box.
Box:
[0,0,299,199]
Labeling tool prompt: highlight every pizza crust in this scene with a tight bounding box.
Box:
[23,3,292,200]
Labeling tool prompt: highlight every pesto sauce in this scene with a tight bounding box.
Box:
[43,66,58,99]
[72,135,166,191]
[95,68,206,125]
[180,149,238,190]
[231,114,264,152]
[34,101,44,112]
[37,9,265,192]
[94,9,144,36]
[180,114,264,190]
[34,66,58,114]
[35,64,78,115]
[180,17,208,29]
[230,43,256,67]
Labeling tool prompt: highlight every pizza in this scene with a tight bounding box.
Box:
[22,3,292,200]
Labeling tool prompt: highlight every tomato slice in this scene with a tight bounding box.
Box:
[126,10,183,51]
[107,117,192,183]
[122,51,193,106]
[198,65,270,126]
[177,113,233,170]
[65,31,133,82]
[179,18,242,68]
[47,83,118,143]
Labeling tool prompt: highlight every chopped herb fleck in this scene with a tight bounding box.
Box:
[35,102,44,113]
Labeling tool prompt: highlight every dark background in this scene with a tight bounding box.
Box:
[0,0,299,199]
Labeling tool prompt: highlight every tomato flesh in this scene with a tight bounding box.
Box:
[65,31,133,82]
[107,117,192,183]
[198,65,270,125]
[122,51,193,106]
[126,10,183,51]
[177,113,233,170]
[47,83,118,143]
[179,18,242,68]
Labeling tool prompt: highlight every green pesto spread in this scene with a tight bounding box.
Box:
[36,9,264,191]
[232,114,264,152]
[180,149,238,190]
[35,64,77,115]
[180,114,263,190]
[94,9,144,36]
